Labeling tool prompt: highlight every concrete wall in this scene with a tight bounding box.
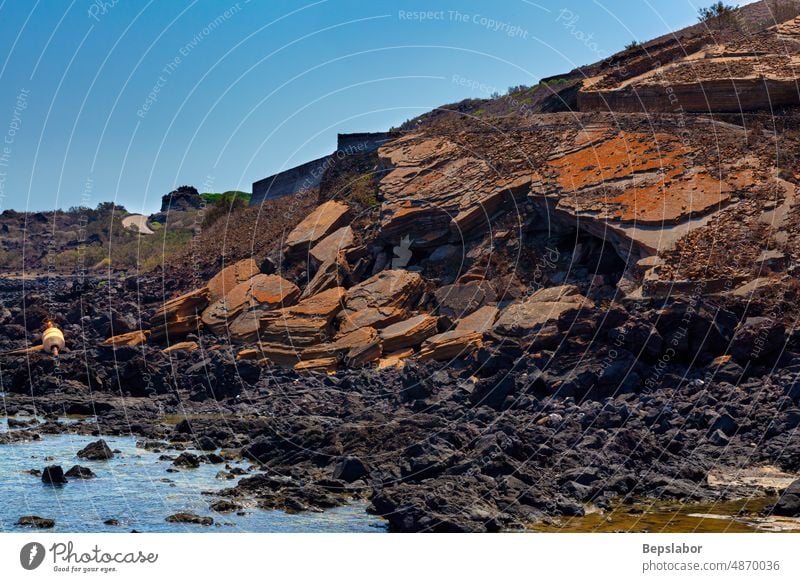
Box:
[251,156,330,206]
[250,132,394,207]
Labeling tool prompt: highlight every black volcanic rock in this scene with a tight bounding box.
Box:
[772,480,800,517]
[77,439,114,461]
[41,465,67,484]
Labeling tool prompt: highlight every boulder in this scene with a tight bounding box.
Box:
[332,456,369,483]
[493,285,592,337]
[152,287,210,321]
[730,317,785,364]
[284,200,350,257]
[173,452,201,468]
[165,512,213,526]
[336,306,408,336]
[150,287,210,341]
[302,327,382,368]
[378,348,415,369]
[294,357,339,373]
[455,305,498,333]
[379,314,439,352]
[206,258,260,303]
[65,465,96,479]
[772,480,800,517]
[17,516,55,529]
[41,465,67,484]
[418,330,483,361]
[345,269,424,312]
[434,280,496,318]
[309,226,355,266]
[258,287,346,347]
[300,251,350,300]
[77,439,114,461]
[162,341,199,354]
[202,274,300,334]
[101,330,149,348]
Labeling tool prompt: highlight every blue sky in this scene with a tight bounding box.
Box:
[0,0,737,214]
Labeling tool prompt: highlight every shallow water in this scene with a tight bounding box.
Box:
[0,417,387,533]
[529,498,800,533]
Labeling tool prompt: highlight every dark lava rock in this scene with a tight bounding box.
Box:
[731,317,785,364]
[772,480,800,517]
[77,439,114,460]
[332,456,368,483]
[7,417,37,429]
[165,512,213,526]
[17,515,55,529]
[210,500,241,513]
[195,435,218,451]
[174,419,192,434]
[172,452,201,468]
[41,465,67,484]
[65,465,96,479]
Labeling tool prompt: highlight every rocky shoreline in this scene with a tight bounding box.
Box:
[3,275,800,532]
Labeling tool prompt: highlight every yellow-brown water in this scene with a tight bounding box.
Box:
[530,498,800,533]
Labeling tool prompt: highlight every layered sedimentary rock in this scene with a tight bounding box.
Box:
[418,330,483,361]
[578,17,800,113]
[309,226,355,266]
[207,258,260,303]
[201,274,300,334]
[343,269,424,311]
[257,286,346,347]
[150,287,210,341]
[284,200,350,257]
[378,314,439,352]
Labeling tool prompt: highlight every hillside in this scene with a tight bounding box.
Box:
[6,1,800,534]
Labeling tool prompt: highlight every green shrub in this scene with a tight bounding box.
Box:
[698,2,739,27]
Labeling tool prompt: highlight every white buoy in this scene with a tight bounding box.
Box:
[42,322,65,356]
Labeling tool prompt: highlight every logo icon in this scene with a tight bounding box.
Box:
[20,542,46,570]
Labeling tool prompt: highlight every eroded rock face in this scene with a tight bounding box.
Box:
[579,19,800,113]
[378,136,529,248]
[207,258,261,303]
[284,200,350,257]
[494,285,593,337]
[201,274,300,334]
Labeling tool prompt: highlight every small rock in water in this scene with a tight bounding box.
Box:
[104,519,120,526]
[17,515,55,529]
[41,465,67,484]
[65,465,96,479]
[165,512,213,526]
[77,439,114,460]
[172,452,201,468]
[210,500,241,513]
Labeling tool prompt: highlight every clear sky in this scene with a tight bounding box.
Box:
[0,0,739,214]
